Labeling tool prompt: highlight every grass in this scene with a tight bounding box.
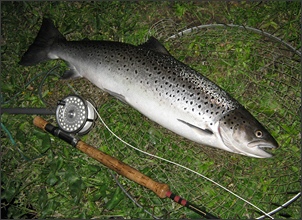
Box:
[1,1,301,219]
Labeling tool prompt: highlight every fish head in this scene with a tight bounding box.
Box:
[218,108,279,158]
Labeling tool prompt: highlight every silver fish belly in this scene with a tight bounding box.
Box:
[20,18,278,158]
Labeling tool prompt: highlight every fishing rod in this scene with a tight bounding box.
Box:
[33,115,219,219]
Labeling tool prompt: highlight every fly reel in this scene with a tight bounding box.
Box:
[56,95,97,135]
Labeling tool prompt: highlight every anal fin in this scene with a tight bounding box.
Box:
[61,69,82,80]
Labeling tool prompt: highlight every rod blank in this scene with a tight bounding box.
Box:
[1,108,55,115]
[33,116,219,219]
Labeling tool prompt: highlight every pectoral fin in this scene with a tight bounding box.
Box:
[177,119,213,135]
[104,89,127,104]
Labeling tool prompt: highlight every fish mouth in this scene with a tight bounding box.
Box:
[259,145,276,154]
[247,141,278,158]
[248,141,278,149]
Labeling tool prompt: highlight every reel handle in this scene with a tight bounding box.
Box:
[33,116,170,198]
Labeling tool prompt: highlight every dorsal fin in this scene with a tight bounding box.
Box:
[139,37,170,55]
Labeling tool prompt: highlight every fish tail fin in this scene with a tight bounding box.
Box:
[19,18,65,66]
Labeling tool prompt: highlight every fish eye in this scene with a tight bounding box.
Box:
[255,130,263,138]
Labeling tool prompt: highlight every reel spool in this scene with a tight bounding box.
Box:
[56,95,97,135]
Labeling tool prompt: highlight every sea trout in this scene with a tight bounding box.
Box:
[20,18,278,158]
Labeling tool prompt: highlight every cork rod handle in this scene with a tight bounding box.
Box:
[33,116,170,198]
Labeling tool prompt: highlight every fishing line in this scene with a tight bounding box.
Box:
[2,65,61,105]
[38,65,63,107]
[1,122,31,161]
[92,105,274,219]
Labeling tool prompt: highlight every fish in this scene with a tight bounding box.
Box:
[19,18,279,158]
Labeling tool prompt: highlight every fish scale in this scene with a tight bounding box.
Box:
[57,40,238,124]
[118,42,235,118]
[20,18,278,158]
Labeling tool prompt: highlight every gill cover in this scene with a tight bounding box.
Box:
[218,108,279,158]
